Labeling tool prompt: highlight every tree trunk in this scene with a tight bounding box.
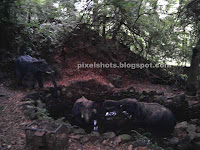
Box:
[27,8,31,23]
[0,26,9,50]
[102,19,106,40]
[186,39,200,96]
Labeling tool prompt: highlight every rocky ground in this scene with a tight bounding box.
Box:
[1,76,200,150]
[0,81,162,150]
[0,53,199,150]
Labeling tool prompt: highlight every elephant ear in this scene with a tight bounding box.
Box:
[30,60,45,72]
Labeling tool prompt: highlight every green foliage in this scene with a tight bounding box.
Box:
[0,0,197,70]
[18,0,77,56]
[36,107,54,121]
[0,0,78,62]
[78,0,194,65]
[180,74,188,81]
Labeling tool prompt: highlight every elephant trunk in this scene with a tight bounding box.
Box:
[50,73,58,97]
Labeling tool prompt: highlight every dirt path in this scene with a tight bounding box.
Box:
[0,84,31,150]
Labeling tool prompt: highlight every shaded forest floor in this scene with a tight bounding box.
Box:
[0,69,183,150]
[0,84,31,150]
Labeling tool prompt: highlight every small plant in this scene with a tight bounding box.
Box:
[180,74,188,81]
[36,107,53,121]
[131,129,164,149]
[54,117,65,124]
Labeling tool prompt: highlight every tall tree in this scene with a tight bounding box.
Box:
[79,0,194,65]
[185,0,200,95]
[0,0,15,50]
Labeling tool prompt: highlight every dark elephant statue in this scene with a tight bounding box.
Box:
[103,98,176,131]
[72,96,97,124]
[15,55,58,95]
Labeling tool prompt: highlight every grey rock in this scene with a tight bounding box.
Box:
[80,136,89,143]
[175,121,188,130]
[69,134,84,140]
[139,95,148,101]
[102,139,109,145]
[103,132,116,139]
[113,136,121,145]
[68,127,75,133]
[132,139,150,148]
[93,140,100,145]
[36,100,44,109]
[118,134,133,143]
[73,128,86,135]
[90,131,100,137]
[168,137,179,145]
[155,95,167,103]
[190,119,200,125]
[187,132,196,141]
[173,129,187,138]
[127,145,133,150]
[187,124,196,133]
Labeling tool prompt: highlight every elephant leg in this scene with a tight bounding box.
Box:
[50,73,58,97]
[35,72,44,88]
[30,74,37,88]
[16,70,24,86]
